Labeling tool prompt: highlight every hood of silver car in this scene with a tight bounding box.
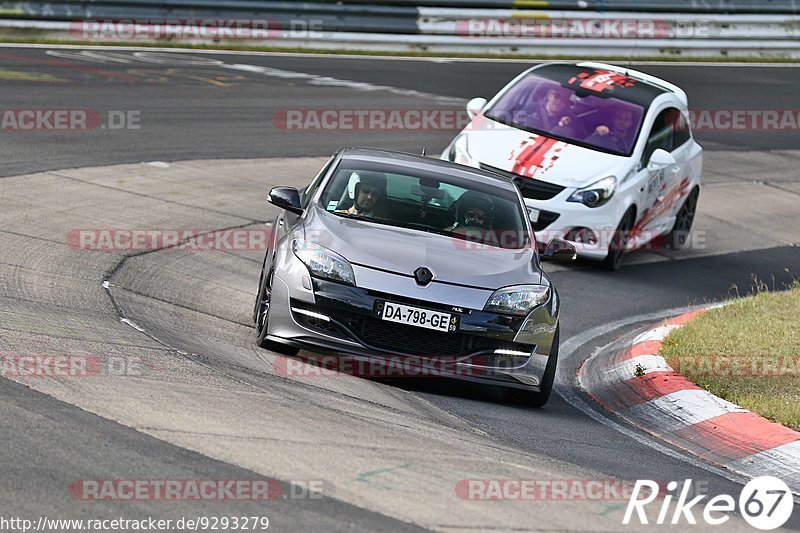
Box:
[305,206,541,290]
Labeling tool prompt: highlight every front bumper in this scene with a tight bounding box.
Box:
[526,192,628,261]
[266,269,559,391]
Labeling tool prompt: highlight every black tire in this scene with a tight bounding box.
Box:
[602,208,635,271]
[254,265,300,355]
[665,186,699,250]
[253,255,268,323]
[502,325,559,408]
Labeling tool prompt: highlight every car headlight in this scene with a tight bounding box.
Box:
[292,240,355,286]
[447,134,480,168]
[484,285,550,316]
[567,176,617,208]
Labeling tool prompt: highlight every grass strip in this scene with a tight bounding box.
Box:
[661,281,800,431]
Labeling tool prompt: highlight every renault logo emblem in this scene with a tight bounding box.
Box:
[413,267,434,286]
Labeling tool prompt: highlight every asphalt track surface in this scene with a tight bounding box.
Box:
[2,47,799,177]
[1,45,799,530]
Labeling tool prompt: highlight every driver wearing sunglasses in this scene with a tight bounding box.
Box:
[336,173,387,217]
[445,190,495,231]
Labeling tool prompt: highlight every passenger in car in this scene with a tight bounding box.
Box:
[445,191,495,231]
[529,88,576,136]
[586,108,635,153]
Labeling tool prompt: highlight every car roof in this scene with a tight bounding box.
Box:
[338,147,519,191]
[531,62,671,107]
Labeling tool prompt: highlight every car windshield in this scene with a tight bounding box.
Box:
[318,161,530,249]
[485,72,646,156]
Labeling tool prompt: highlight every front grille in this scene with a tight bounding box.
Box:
[292,293,535,358]
[350,315,496,357]
[292,300,519,357]
[365,290,459,314]
[480,163,566,201]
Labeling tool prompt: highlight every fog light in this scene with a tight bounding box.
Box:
[494,349,530,357]
[464,347,532,369]
[568,227,597,245]
[291,307,330,322]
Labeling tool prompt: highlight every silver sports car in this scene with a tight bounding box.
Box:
[254,147,575,406]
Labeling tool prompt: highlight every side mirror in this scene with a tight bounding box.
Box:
[647,149,677,173]
[466,97,488,119]
[268,186,303,215]
[540,238,577,263]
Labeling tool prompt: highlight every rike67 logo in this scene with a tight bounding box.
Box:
[624,477,794,530]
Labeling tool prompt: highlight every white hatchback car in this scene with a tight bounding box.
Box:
[443,62,702,269]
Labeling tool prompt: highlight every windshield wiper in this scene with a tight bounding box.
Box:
[333,212,451,237]
[397,221,452,237]
[331,211,367,220]
[330,211,406,231]
[485,112,565,143]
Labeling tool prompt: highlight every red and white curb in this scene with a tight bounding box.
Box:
[579,307,800,494]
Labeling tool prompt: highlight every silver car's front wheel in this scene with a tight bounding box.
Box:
[254,267,272,339]
[502,325,559,408]
[255,265,299,355]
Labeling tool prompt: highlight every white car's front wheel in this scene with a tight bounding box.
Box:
[602,208,635,271]
[666,187,700,250]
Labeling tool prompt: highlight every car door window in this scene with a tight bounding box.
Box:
[671,108,691,148]
[301,155,335,208]
[641,108,675,166]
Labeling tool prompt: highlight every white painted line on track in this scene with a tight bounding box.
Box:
[37,47,463,104]
[220,62,462,103]
[2,42,800,66]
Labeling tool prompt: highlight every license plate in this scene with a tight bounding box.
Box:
[375,301,457,333]
[528,207,540,223]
